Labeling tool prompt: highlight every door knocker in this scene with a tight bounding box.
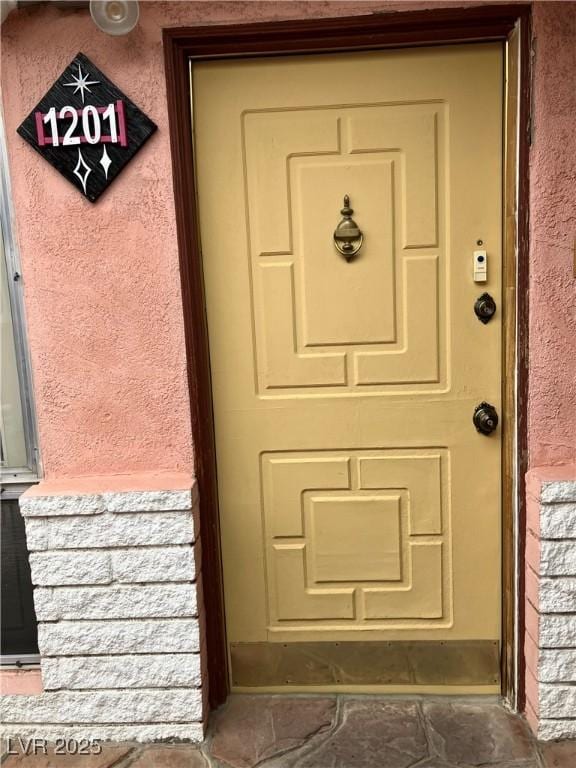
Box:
[333,195,364,261]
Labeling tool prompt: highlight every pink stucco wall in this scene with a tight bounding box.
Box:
[0,669,43,696]
[2,1,574,482]
[528,2,576,468]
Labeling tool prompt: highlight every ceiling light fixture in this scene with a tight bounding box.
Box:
[2,2,140,36]
[89,0,139,36]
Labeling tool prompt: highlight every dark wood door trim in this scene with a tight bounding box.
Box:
[163,3,531,711]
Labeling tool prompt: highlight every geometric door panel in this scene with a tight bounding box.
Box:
[349,110,439,249]
[363,543,443,620]
[353,255,439,386]
[262,449,451,632]
[244,104,446,395]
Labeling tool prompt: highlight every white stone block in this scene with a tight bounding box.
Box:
[19,486,197,518]
[0,723,204,744]
[540,613,576,648]
[539,577,576,613]
[20,494,103,517]
[33,589,59,621]
[28,551,111,586]
[112,546,196,583]
[541,503,576,539]
[541,480,576,504]
[23,519,48,550]
[24,511,194,551]
[38,619,200,655]
[34,583,197,621]
[0,689,203,724]
[539,649,576,683]
[541,540,576,576]
[103,489,193,513]
[537,718,576,741]
[539,683,576,719]
[42,654,202,690]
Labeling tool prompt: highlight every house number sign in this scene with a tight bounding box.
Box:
[17,53,157,202]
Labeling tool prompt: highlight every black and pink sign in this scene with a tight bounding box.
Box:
[18,53,157,202]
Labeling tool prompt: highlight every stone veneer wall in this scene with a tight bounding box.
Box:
[524,465,576,740]
[0,481,205,742]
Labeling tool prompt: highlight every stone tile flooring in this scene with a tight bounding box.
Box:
[2,696,575,767]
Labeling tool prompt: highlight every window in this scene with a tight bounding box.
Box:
[1,107,40,665]
[1,497,39,659]
[1,234,29,471]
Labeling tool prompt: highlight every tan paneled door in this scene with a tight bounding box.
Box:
[192,43,503,693]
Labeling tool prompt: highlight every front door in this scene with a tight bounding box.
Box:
[192,43,503,693]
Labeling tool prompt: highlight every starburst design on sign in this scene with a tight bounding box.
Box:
[99,146,112,179]
[63,64,99,104]
[73,148,91,194]
[18,53,158,202]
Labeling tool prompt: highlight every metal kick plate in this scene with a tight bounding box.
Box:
[231,640,500,687]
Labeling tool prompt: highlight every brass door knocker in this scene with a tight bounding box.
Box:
[333,195,363,261]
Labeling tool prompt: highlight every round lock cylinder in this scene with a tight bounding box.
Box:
[474,293,497,324]
[473,402,499,435]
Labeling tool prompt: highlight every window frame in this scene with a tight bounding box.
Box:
[1,105,41,667]
[1,483,40,667]
[1,106,40,483]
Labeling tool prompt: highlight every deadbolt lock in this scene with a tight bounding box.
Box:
[473,402,499,435]
[474,293,497,324]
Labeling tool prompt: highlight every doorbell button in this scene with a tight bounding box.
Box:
[473,250,488,282]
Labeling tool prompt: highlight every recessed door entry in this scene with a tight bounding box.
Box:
[192,43,503,693]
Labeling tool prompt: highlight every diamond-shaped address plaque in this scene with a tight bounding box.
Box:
[17,52,157,202]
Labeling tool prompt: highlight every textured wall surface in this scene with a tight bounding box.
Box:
[0,670,43,696]
[0,479,205,742]
[528,2,576,467]
[1,0,576,743]
[0,0,437,480]
[1,1,574,477]
[524,465,576,741]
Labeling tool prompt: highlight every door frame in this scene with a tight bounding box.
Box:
[163,3,532,712]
